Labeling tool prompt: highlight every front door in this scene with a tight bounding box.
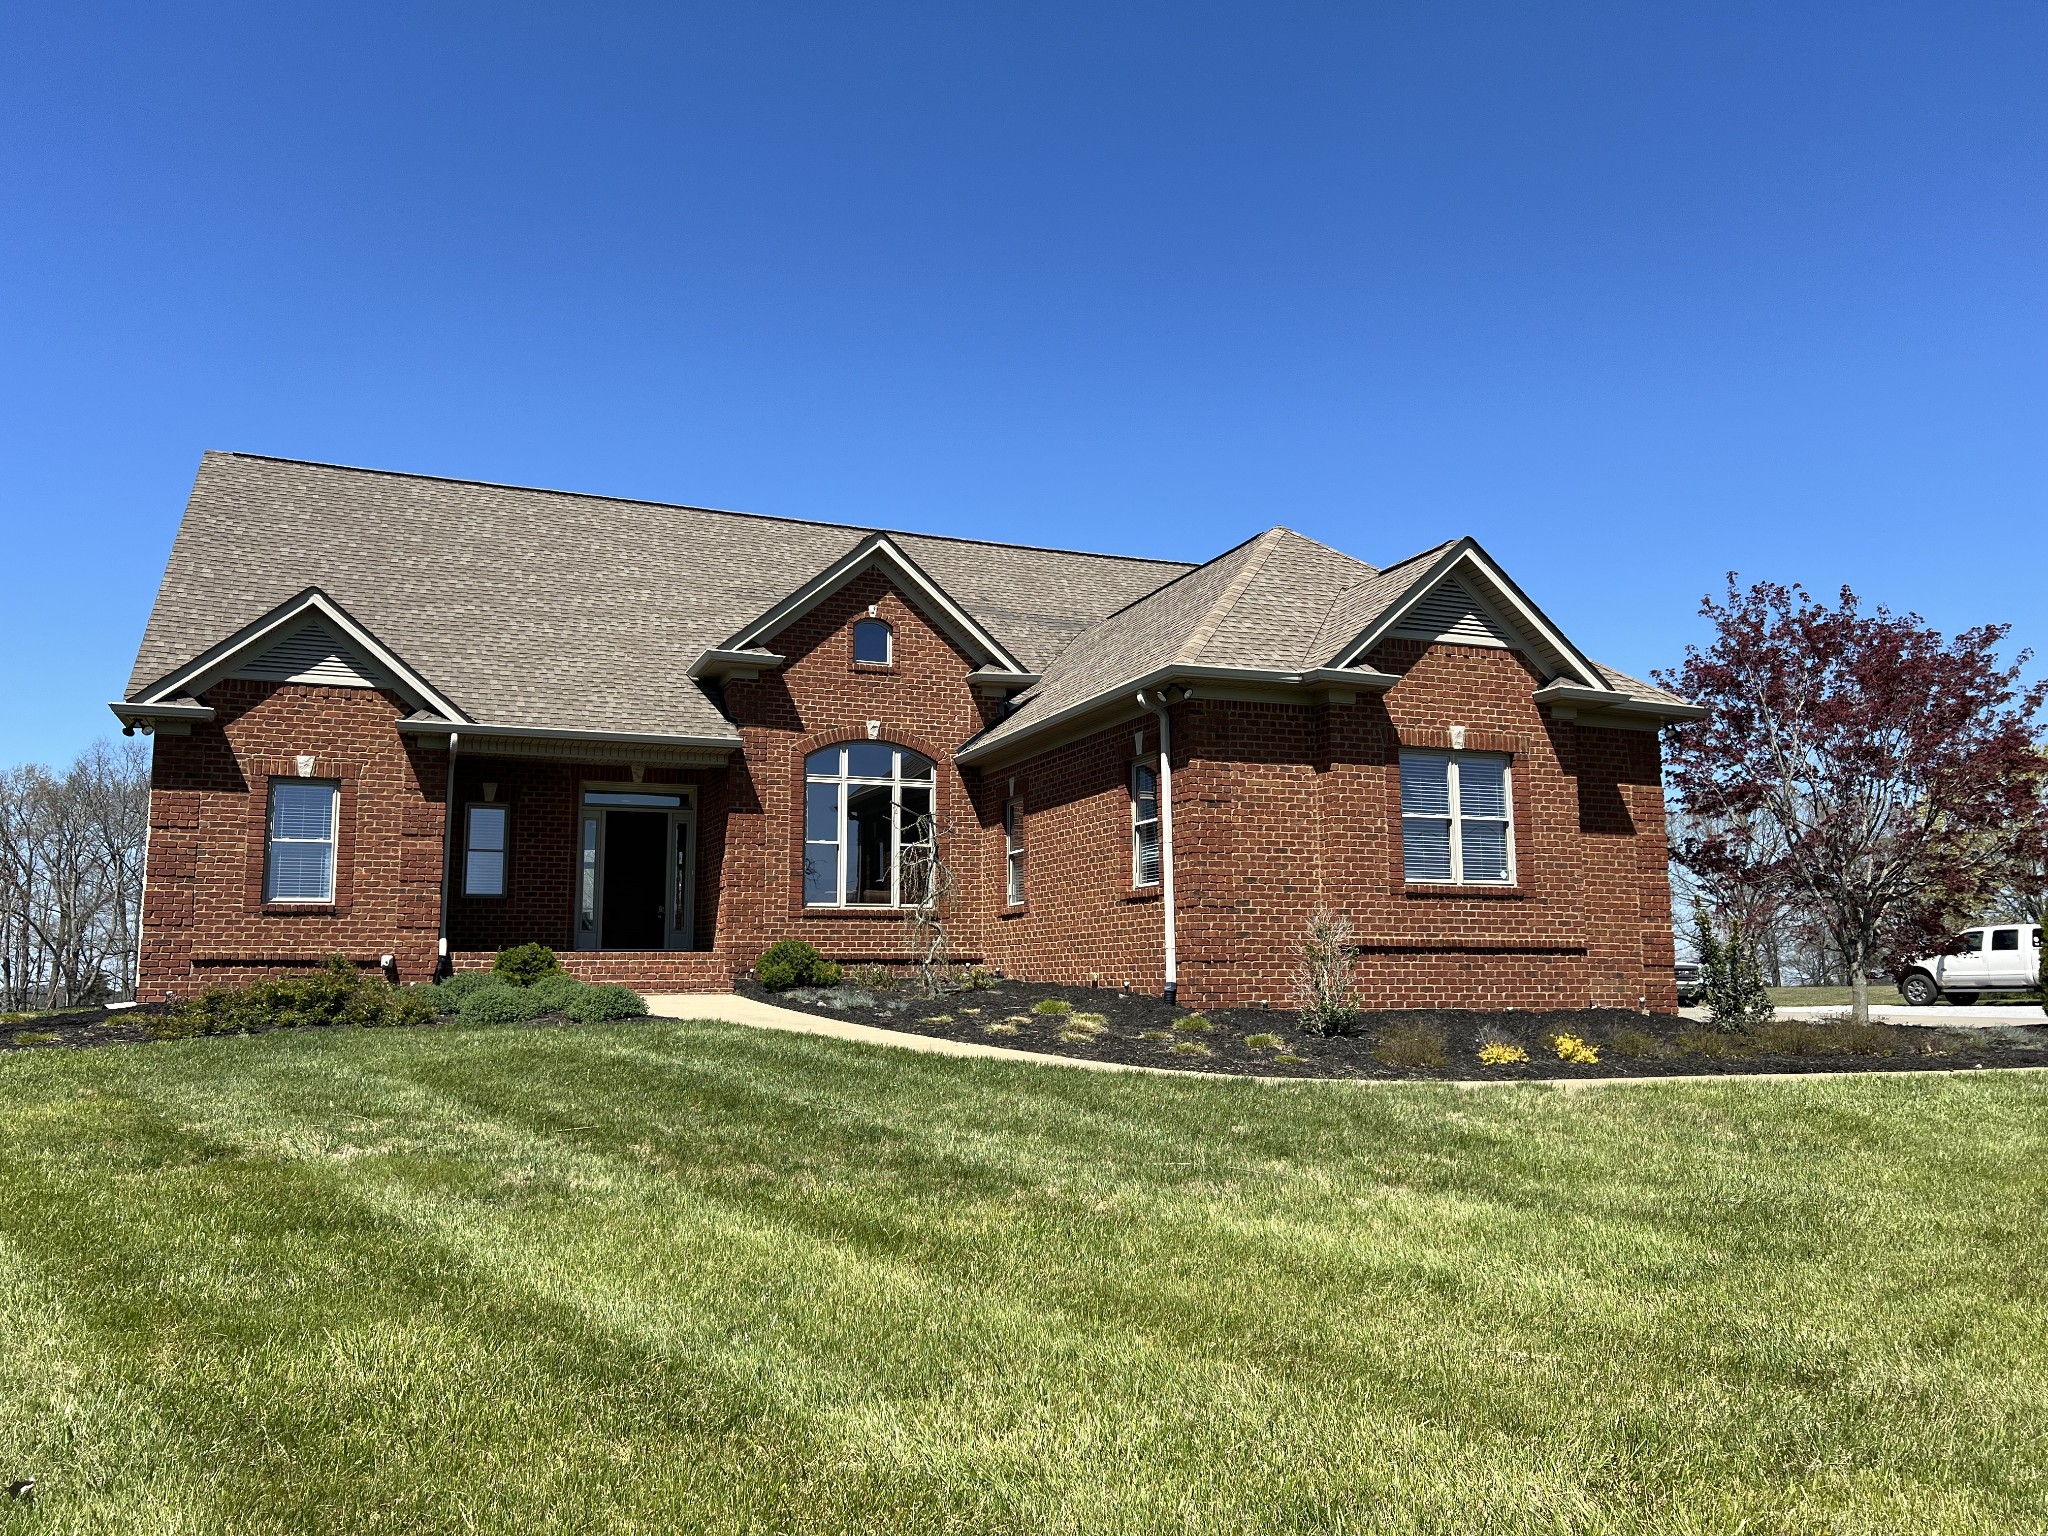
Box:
[600,810,667,949]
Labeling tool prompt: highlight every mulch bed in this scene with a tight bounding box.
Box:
[0,1004,170,1052]
[741,978,2048,1081]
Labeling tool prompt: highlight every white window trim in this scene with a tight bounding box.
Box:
[1400,750,1516,886]
[1131,760,1161,889]
[464,803,509,899]
[264,780,339,904]
[803,744,935,908]
[1004,799,1025,907]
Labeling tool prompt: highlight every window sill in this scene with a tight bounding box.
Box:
[850,664,899,676]
[999,903,1028,918]
[1402,883,1528,900]
[260,902,339,916]
[1124,886,1162,903]
[800,905,917,919]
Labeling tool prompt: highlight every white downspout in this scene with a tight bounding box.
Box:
[436,731,460,979]
[1137,691,1179,1004]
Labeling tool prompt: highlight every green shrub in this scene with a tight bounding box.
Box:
[1171,1015,1212,1034]
[563,984,647,1023]
[458,986,550,1026]
[149,957,407,1040]
[843,964,898,994]
[1141,1029,1173,1041]
[1607,1027,1667,1060]
[960,967,997,990]
[11,1030,59,1046]
[433,970,508,1007]
[1751,1017,1904,1057]
[756,941,840,991]
[1170,1040,1212,1057]
[384,986,445,1029]
[1373,1021,1448,1069]
[493,944,562,986]
[1243,1032,1284,1050]
[1677,1028,1753,1060]
[527,973,588,1014]
[1031,998,1074,1017]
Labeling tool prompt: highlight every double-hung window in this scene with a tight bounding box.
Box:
[1131,762,1161,887]
[1004,800,1025,906]
[803,744,935,906]
[465,805,508,897]
[265,780,339,903]
[1400,751,1514,885]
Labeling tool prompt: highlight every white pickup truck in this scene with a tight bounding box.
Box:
[1897,923,2041,1005]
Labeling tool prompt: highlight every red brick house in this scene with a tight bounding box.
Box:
[115,453,1701,1010]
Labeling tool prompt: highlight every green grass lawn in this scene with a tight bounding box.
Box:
[1765,984,1911,1007]
[2,1022,2044,1534]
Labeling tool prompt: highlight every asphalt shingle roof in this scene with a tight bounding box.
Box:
[127,453,1693,751]
[127,454,1194,739]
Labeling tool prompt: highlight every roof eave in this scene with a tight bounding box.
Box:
[955,663,1401,765]
[1533,681,1706,722]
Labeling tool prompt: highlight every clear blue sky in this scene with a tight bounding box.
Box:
[3,2,2042,766]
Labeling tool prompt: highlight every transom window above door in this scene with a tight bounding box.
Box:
[804,743,934,906]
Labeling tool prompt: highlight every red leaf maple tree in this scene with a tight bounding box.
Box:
[1657,578,2048,1023]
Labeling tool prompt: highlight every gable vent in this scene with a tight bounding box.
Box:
[1388,580,1512,650]
[233,622,376,687]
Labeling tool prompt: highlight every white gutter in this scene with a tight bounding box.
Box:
[436,732,459,979]
[1135,689,1179,1004]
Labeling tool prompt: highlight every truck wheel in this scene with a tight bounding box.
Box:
[1899,972,1941,1006]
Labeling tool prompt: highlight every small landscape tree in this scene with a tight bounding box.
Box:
[1659,578,2048,1024]
[1690,900,1773,1030]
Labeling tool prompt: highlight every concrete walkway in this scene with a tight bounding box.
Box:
[643,993,2048,1092]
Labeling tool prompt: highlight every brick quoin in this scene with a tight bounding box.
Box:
[140,582,1679,1014]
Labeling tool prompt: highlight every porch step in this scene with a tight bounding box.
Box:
[451,951,737,992]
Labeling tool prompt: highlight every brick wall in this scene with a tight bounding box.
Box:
[138,581,1678,1013]
[971,639,1677,1012]
[714,568,1004,969]
[140,680,447,999]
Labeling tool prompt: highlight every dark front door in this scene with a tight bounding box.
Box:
[601,811,667,949]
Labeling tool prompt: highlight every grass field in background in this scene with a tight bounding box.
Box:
[3,1020,2044,1534]
[1765,984,1911,1007]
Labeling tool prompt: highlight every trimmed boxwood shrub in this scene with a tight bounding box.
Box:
[756,940,840,991]
[493,943,562,986]
[527,973,587,1014]
[432,970,509,1008]
[458,985,552,1026]
[563,984,648,1023]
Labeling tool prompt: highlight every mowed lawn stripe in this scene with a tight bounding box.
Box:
[0,1020,2044,1533]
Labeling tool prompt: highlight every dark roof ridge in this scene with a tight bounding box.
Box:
[209,451,1199,570]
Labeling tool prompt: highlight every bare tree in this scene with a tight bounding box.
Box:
[0,739,150,1010]
[900,810,962,998]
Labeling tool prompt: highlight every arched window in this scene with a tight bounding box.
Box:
[803,743,935,906]
[852,618,893,665]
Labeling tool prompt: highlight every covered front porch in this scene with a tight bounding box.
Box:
[405,720,743,991]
